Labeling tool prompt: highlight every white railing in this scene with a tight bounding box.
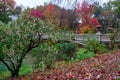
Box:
[75,34,120,42]
[41,34,120,42]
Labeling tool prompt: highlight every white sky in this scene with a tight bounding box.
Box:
[14,0,110,8]
[14,0,48,8]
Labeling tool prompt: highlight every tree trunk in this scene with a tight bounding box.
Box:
[11,69,19,77]
[11,60,23,77]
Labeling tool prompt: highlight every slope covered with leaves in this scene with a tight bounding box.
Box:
[8,50,120,80]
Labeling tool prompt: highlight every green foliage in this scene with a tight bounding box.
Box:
[85,39,107,54]
[31,29,77,70]
[56,42,78,60]
[0,60,33,80]
[31,40,78,70]
[75,48,96,60]
[32,41,58,69]
[0,16,45,77]
[111,0,120,18]
[93,1,120,33]
[19,62,33,75]
[109,28,120,50]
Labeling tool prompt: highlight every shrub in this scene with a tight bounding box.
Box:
[56,41,78,60]
[84,39,107,54]
[31,40,78,70]
[32,41,57,69]
[75,48,96,60]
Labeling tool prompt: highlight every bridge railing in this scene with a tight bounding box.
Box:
[75,34,120,42]
[42,34,120,43]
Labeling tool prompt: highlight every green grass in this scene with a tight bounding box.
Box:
[19,62,33,76]
[0,60,33,80]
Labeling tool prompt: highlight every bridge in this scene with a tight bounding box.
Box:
[75,34,120,45]
[42,34,120,45]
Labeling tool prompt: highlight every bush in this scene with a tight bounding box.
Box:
[31,40,78,70]
[84,39,107,54]
[56,41,78,60]
[75,48,96,60]
[32,41,57,69]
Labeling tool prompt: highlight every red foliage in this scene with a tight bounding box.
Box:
[76,0,101,33]
[43,3,60,26]
[90,18,100,26]
[47,3,56,13]
[30,9,43,19]
[43,3,56,18]
[76,0,93,23]
[43,3,56,17]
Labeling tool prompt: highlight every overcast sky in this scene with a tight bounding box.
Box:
[14,0,48,8]
[14,0,110,8]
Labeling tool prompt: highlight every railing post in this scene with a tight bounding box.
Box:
[100,34,101,43]
[96,31,102,42]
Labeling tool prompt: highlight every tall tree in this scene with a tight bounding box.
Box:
[59,8,76,29]
[44,3,60,28]
[0,10,45,77]
[93,1,120,33]
[111,0,120,18]
[37,3,77,30]
[76,0,100,33]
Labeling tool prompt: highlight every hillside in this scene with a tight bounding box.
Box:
[9,50,120,80]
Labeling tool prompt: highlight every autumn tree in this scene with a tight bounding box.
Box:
[36,5,47,15]
[43,3,60,28]
[35,3,77,30]
[76,0,100,34]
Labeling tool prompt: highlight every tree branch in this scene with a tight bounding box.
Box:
[0,57,13,72]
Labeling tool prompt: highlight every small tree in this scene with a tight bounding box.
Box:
[0,14,44,77]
